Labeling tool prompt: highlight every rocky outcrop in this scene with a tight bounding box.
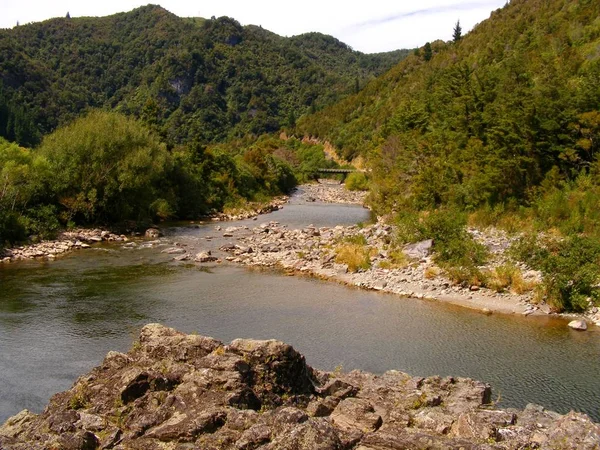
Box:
[2,324,598,449]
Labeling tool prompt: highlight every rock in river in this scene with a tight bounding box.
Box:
[568,320,588,331]
[1,324,598,449]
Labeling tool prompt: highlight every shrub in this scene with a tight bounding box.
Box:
[345,172,369,191]
[394,208,488,267]
[484,264,535,294]
[537,236,600,312]
[0,210,28,248]
[511,235,600,312]
[335,243,374,272]
[39,110,169,224]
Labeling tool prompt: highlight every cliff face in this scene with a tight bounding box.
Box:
[1,324,598,449]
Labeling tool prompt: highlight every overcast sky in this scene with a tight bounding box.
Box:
[0,0,508,53]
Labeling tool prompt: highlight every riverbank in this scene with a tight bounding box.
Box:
[2,324,597,449]
[211,184,600,328]
[0,229,127,263]
[0,196,289,264]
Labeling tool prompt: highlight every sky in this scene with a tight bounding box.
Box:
[0,0,508,53]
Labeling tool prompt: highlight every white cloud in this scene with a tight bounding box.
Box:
[0,0,507,53]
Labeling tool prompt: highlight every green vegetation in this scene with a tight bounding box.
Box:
[511,234,600,312]
[0,6,409,146]
[345,172,369,191]
[0,109,336,248]
[1,1,599,313]
[297,0,600,311]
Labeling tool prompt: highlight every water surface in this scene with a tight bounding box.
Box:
[1,197,599,423]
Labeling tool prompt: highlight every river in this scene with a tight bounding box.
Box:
[1,195,599,423]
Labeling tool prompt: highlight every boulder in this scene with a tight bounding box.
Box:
[194,251,218,263]
[403,239,434,259]
[145,228,162,238]
[568,320,587,331]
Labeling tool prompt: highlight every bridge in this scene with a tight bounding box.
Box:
[316,167,362,181]
[316,168,358,174]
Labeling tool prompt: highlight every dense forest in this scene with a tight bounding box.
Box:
[0,5,408,146]
[298,0,600,311]
[0,5,407,248]
[2,0,600,311]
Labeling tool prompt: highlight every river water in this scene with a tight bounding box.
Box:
[1,194,599,423]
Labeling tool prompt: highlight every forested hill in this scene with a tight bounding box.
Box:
[0,4,409,146]
[298,0,600,212]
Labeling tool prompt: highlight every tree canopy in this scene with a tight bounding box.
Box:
[0,6,409,147]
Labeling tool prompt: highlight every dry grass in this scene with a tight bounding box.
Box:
[444,265,486,287]
[378,248,409,270]
[424,265,442,279]
[335,243,375,272]
[484,264,537,294]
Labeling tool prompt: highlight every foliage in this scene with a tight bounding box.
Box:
[0,7,409,147]
[296,0,600,310]
[394,209,488,267]
[38,111,170,224]
[299,0,600,211]
[511,235,600,312]
[335,243,374,272]
[453,20,462,43]
[345,172,369,191]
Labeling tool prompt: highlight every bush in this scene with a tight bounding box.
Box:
[335,243,374,272]
[345,172,369,191]
[22,205,61,240]
[0,210,28,248]
[537,236,600,312]
[394,208,488,267]
[511,235,600,312]
[39,110,170,224]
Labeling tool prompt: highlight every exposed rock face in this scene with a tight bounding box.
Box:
[1,324,598,449]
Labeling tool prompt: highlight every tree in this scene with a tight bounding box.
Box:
[424,42,433,61]
[39,111,170,223]
[453,20,462,42]
[66,12,71,19]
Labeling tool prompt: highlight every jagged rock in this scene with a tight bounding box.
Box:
[1,325,598,449]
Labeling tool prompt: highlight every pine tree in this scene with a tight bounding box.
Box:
[66,12,71,19]
[453,20,462,42]
[424,42,433,61]
[287,110,296,128]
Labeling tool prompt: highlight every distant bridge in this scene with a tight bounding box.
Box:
[316,167,363,181]
[317,168,358,174]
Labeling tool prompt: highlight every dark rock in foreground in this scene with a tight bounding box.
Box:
[1,325,598,449]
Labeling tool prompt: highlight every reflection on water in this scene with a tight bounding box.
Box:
[0,199,599,423]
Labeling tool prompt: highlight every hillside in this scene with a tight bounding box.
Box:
[298,0,600,213]
[0,5,409,146]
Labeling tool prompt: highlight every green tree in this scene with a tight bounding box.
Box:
[423,42,433,62]
[453,20,462,42]
[39,111,170,223]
